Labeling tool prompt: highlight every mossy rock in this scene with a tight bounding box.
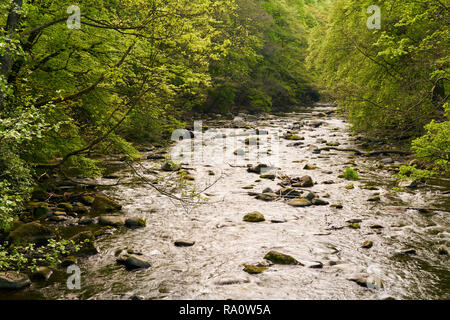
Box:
[125,217,146,229]
[7,222,55,246]
[70,231,98,256]
[242,185,254,190]
[57,203,74,212]
[29,202,49,218]
[292,175,314,188]
[161,162,181,172]
[93,226,115,238]
[91,196,122,213]
[243,211,265,222]
[243,265,268,274]
[80,195,95,206]
[303,164,319,170]
[255,193,278,201]
[182,174,195,181]
[368,196,381,202]
[362,241,373,249]
[284,134,304,141]
[264,251,299,265]
[348,223,361,229]
[288,198,312,207]
[260,173,276,180]
[98,215,125,227]
[245,137,259,145]
[60,256,77,268]
[345,184,355,190]
[331,203,343,209]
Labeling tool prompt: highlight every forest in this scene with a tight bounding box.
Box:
[0,0,448,300]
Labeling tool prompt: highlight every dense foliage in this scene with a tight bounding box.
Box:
[307,0,449,139]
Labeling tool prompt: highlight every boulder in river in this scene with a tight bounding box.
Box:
[292,175,314,188]
[91,195,122,213]
[264,251,301,265]
[260,173,275,180]
[255,193,278,201]
[247,164,269,174]
[362,241,373,249]
[288,198,312,207]
[174,240,195,247]
[99,216,125,227]
[243,211,265,222]
[312,198,329,206]
[243,265,268,274]
[161,161,181,172]
[0,272,31,289]
[350,275,384,290]
[70,231,98,256]
[125,217,146,229]
[117,255,151,270]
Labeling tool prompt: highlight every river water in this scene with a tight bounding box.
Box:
[3,105,449,300]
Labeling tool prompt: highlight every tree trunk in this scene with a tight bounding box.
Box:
[0,0,23,110]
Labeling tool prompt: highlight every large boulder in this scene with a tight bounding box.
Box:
[0,272,31,289]
[243,211,265,222]
[91,196,122,214]
[125,217,146,229]
[7,222,54,246]
[264,251,300,265]
[116,255,151,270]
[69,231,98,256]
[288,198,312,207]
[99,216,125,227]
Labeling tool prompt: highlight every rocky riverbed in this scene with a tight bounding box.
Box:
[1,104,449,300]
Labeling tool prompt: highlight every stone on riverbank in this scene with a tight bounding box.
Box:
[7,222,54,246]
[31,266,53,281]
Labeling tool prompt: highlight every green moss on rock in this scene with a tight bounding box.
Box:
[243,211,265,222]
[91,196,122,213]
[243,265,268,274]
[264,251,299,265]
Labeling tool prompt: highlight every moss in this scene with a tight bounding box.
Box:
[264,251,299,265]
[260,173,276,180]
[91,196,122,213]
[343,168,359,180]
[345,184,355,190]
[80,195,95,206]
[348,223,361,229]
[243,265,268,274]
[243,211,265,222]
[57,203,73,212]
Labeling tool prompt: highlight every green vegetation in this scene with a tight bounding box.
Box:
[342,168,359,181]
[0,0,448,273]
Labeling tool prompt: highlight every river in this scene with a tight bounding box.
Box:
[2,104,449,300]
